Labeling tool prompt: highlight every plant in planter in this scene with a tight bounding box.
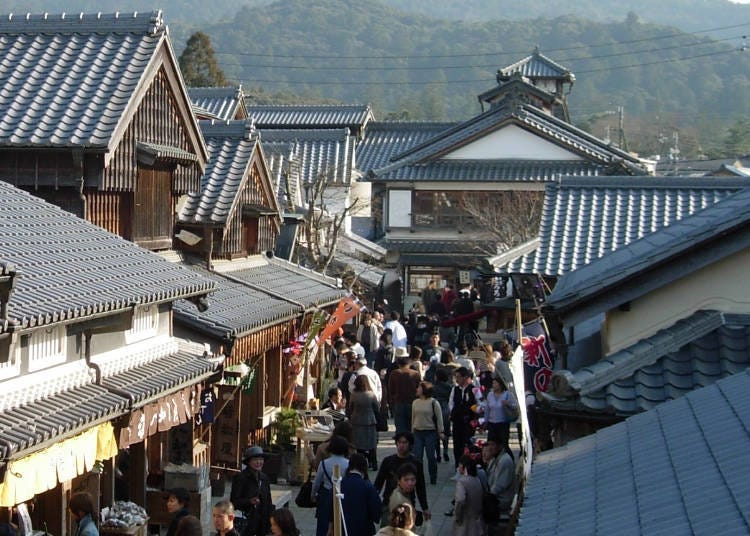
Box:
[265,408,301,483]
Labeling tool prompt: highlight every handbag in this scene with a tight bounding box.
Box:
[295,469,316,508]
[377,406,389,432]
[504,391,519,422]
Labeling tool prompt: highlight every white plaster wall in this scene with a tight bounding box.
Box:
[605,248,750,354]
[443,124,583,161]
[350,180,371,217]
[388,189,412,228]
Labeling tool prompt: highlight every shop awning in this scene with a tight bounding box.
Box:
[0,384,127,461]
[0,422,118,507]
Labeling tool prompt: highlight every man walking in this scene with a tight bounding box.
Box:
[388,350,421,433]
[448,367,477,467]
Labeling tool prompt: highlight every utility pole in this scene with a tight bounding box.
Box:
[618,106,629,152]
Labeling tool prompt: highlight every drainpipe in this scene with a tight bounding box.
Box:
[82,330,101,384]
[73,150,86,219]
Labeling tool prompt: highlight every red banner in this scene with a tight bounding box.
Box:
[318,295,361,344]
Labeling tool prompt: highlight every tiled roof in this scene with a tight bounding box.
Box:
[0,11,166,149]
[372,103,643,180]
[179,120,263,224]
[356,122,456,173]
[246,104,373,131]
[102,347,215,405]
[517,368,750,536]
[261,129,356,186]
[0,181,214,329]
[216,256,345,308]
[498,49,573,81]
[547,186,750,316]
[173,265,302,339]
[0,383,127,460]
[546,311,750,415]
[371,159,605,182]
[387,239,496,255]
[188,86,245,121]
[501,176,750,277]
[329,252,385,288]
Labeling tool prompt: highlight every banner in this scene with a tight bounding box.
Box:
[510,345,533,479]
[317,295,361,344]
[521,319,554,393]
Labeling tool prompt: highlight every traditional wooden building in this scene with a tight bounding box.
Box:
[0,181,215,533]
[357,51,647,310]
[0,11,207,251]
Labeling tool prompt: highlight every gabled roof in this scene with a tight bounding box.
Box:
[0,11,207,167]
[477,76,561,108]
[498,48,574,82]
[387,238,496,267]
[546,186,750,321]
[261,129,356,196]
[173,264,302,340]
[500,176,750,277]
[188,86,247,121]
[356,121,456,173]
[214,255,345,309]
[179,120,279,226]
[517,367,750,535]
[546,311,750,416]
[246,104,373,134]
[0,181,214,330]
[369,103,644,182]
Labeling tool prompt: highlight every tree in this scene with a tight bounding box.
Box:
[297,169,368,274]
[458,190,544,251]
[178,31,227,87]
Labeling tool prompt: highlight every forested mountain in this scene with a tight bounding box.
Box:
[2,0,750,157]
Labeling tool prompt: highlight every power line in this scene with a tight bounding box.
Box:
[214,21,750,61]
[215,34,742,72]
[231,47,742,86]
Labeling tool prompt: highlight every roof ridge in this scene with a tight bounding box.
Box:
[0,10,165,35]
[557,176,750,189]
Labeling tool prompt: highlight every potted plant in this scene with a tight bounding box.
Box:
[265,407,301,483]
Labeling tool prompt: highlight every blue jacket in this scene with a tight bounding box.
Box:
[341,472,382,536]
[75,514,98,536]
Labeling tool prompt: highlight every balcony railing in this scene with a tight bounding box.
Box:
[412,212,477,229]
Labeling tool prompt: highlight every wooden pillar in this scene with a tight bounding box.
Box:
[101,458,115,509]
[129,440,148,507]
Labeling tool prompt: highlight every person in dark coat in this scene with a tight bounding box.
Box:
[212,500,241,536]
[341,454,382,535]
[231,446,273,536]
[165,488,190,536]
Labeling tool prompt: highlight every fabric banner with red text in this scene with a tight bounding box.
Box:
[318,295,361,344]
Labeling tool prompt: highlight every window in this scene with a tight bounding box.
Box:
[0,335,20,380]
[125,305,159,343]
[27,325,66,372]
[412,191,475,228]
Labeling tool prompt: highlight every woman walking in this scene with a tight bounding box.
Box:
[376,503,419,536]
[411,381,443,485]
[347,375,381,470]
[452,455,485,536]
[483,377,518,449]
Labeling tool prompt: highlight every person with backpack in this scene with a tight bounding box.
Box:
[410,381,443,485]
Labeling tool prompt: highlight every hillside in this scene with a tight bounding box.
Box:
[195,0,750,158]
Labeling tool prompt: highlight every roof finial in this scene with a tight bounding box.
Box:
[533,45,541,55]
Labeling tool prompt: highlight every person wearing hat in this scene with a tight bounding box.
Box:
[165,488,190,536]
[348,354,382,403]
[388,350,421,434]
[230,446,272,536]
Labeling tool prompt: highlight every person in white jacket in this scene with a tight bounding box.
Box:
[349,356,383,402]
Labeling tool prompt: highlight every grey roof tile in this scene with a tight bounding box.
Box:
[261,128,356,187]
[101,348,215,405]
[548,311,750,416]
[498,49,574,81]
[173,265,302,339]
[246,104,372,131]
[0,11,165,149]
[373,103,642,178]
[218,257,345,309]
[370,159,605,182]
[356,121,456,173]
[188,86,245,121]
[178,120,265,224]
[548,187,750,312]
[502,176,750,277]
[0,383,127,459]
[0,181,214,329]
[518,369,750,536]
